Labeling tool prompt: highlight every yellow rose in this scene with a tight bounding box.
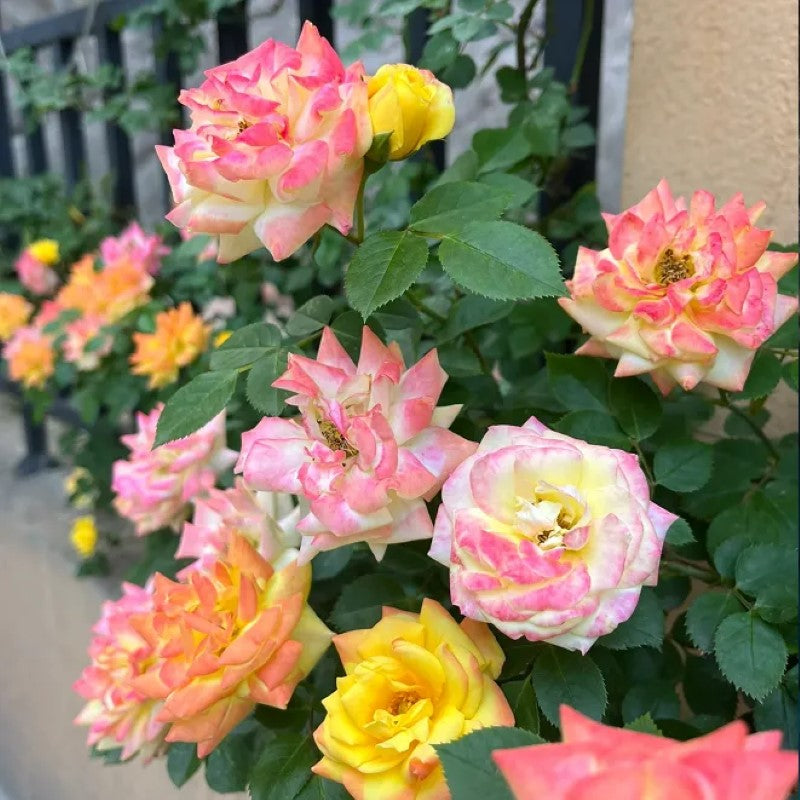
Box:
[367,65,455,161]
[70,515,98,559]
[214,330,233,347]
[28,239,60,265]
[312,598,514,800]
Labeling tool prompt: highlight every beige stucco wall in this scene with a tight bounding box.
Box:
[622,0,799,242]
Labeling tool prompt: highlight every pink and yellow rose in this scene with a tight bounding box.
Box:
[15,240,60,295]
[100,222,169,276]
[430,417,676,653]
[313,598,513,800]
[111,405,237,535]
[176,478,299,576]
[157,22,372,263]
[132,534,332,757]
[62,314,113,371]
[559,180,798,393]
[73,582,167,761]
[237,326,476,562]
[493,706,798,800]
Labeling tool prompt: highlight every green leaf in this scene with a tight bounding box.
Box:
[439,295,514,343]
[665,518,695,547]
[329,574,409,631]
[782,359,798,391]
[599,589,664,650]
[754,680,798,750]
[295,776,351,800]
[736,543,798,619]
[245,350,290,416]
[553,410,629,449]
[210,323,282,370]
[436,727,543,800]
[546,353,610,412]
[329,311,368,360]
[531,648,606,726]
[731,350,782,400]
[409,181,511,235]
[472,127,532,173]
[439,221,564,300]
[653,441,713,492]
[478,173,537,208]
[438,344,483,377]
[205,733,251,792]
[686,590,743,652]
[154,370,237,446]
[608,378,662,440]
[345,231,429,319]
[621,680,680,723]
[249,733,318,800]
[625,713,662,735]
[502,676,539,734]
[311,548,353,581]
[167,742,201,788]
[683,654,737,718]
[714,612,787,699]
[562,123,596,149]
[286,296,336,337]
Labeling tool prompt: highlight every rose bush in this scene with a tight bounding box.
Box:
[0,6,796,800]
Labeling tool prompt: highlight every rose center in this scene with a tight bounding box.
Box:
[318,419,358,457]
[237,118,251,133]
[388,690,420,716]
[515,483,587,550]
[654,247,694,285]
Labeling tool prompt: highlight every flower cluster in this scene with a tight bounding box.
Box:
[237,326,476,562]
[111,405,236,535]
[559,181,798,393]
[0,293,33,341]
[130,302,211,388]
[157,23,454,262]
[2,325,55,389]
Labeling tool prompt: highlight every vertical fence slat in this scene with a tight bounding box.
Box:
[298,0,334,45]
[0,75,15,177]
[217,1,249,62]
[96,25,135,210]
[153,16,183,209]
[57,38,86,188]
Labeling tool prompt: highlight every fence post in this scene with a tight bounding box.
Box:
[0,75,14,177]
[217,1,249,62]
[153,16,183,209]
[96,25,136,211]
[56,38,86,189]
[15,400,55,477]
[297,0,334,45]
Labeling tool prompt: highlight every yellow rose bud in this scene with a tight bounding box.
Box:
[70,515,98,559]
[28,239,60,265]
[312,599,514,800]
[367,64,455,161]
[214,330,233,347]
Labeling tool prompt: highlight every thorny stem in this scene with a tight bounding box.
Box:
[632,441,655,489]
[516,0,540,77]
[405,290,447,323]
[569,0,595,93]
[715,390,780,463]
[660,560,719,583]
[354,173,367,244]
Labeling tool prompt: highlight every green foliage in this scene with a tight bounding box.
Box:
[154,370,238,446]
[438,221,565,300]
[531,648,607,725]
[345,231,429,319]
[436,727,543,800]
[167,743,202,788]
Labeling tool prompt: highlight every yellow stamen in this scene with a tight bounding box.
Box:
[654,248,694,286]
